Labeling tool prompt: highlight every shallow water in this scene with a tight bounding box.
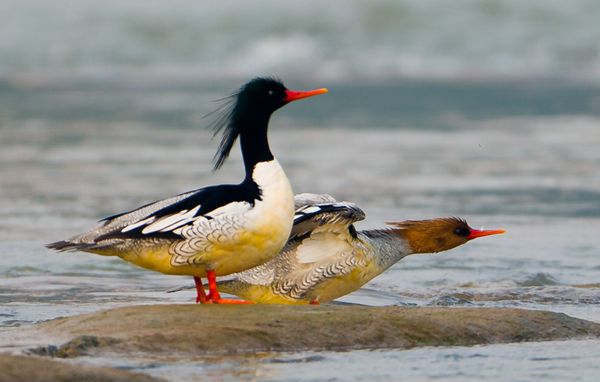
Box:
[1,78,600,380]
[70,340,600,382]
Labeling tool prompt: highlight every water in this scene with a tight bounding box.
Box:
[2,1,600,381]
[70,340,600,382]
[4,0,600,82]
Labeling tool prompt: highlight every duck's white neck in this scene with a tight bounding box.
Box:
[251,158,286,186]
[250,159,293,208]
[359,230,414,271]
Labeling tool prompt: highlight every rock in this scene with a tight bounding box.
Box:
[14,305,600,357]
[427,294,473,306]
[574,283,600,288]
[28,335,121,358]
[0,353,164,382]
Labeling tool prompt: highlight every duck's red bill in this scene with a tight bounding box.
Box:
[467,229,506,240]
[284,88,328,102]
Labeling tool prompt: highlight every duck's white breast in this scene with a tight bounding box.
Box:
[247,159,295,234]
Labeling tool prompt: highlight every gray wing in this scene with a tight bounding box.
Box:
[47,190,199,251]
[47,184,254,255]
[291,193,366,239]
[293,193,338,209]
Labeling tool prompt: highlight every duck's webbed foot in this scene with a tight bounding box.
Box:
[206,270,255,304]
[194,276,210,304]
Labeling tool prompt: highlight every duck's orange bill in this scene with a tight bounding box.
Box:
[467,229,506,240]
[284,88,328,102]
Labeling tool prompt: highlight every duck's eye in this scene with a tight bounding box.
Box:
[268,90,275,96]
[454,227,470,237]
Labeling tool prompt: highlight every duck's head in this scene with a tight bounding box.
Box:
[235,77,328,116]
[388,217,505,254]
[211,77,328,169]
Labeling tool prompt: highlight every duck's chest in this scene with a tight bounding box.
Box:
[205,160,294,274]
[245,160,294,234]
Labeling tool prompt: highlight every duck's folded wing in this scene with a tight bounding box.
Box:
[293,193,338,209]
[271,196,368,298]
[275,248,361,299]
[227,196,366,295]
[291,193,366,240]
[47,184,256,252]
[227,222,362,299]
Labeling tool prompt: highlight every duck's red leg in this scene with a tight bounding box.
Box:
[194,276,210,304]
[309,298,320,305]
[206,270,255,304]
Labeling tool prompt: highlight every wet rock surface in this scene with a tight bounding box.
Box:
[17,305,600,357]
[0,353,164,382]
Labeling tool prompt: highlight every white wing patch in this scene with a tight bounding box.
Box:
[117,199,253,239]
[119,206,203,235]
[295,232,351,264]
[121,217,156,233]
[140,206,201,234]
[300,206,322,214]
[205,201,252,219]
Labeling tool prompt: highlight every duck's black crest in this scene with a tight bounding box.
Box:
[447,216,469,227]
[208,77,287,171]
[208,94,238,170]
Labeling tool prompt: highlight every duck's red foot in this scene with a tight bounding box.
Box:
[309,298,320,305]
[194,276,211,304]
[213,298,256,304]
[204,270,255,304]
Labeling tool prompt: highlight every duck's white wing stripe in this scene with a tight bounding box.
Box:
[165,202,246,235]
[298,206,321,214]
[139,206,201,234]
[114,196,254,240]
[205,201,252,219]
[105,190,198,230]
[290,200,366,241]
[293,202,365,226]
[160,215,206,233]
[121,217,156,233]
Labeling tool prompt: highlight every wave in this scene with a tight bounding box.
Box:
[3,0,600,83]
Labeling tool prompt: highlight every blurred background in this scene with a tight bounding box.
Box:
[1,1,600,380]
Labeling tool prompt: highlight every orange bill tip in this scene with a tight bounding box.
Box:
[284,87,328,102]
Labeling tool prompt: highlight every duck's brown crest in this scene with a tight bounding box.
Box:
[385,217,471,254]
[386,217,468,231]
